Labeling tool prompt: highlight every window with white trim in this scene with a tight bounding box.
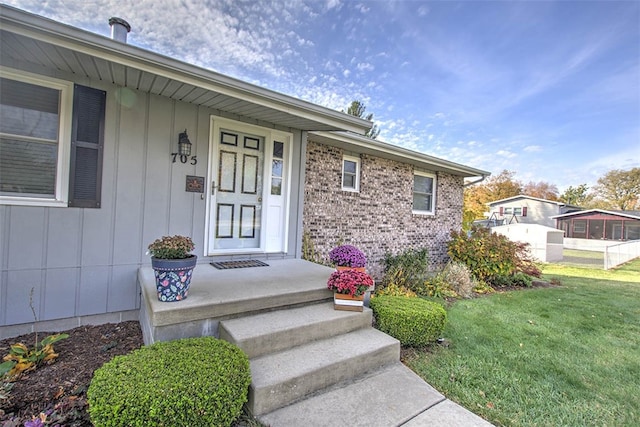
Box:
[0,68,105,207]
[342,155,360,192]
[413,171,436,214]
[0,69,73,205]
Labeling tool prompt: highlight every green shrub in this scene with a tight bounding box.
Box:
[427,261,477,298]
[88,337,251,427]
[423,277,458,299]
[382,248,429,294]
[375,283,417,297]
[512,272,533,287]
[448,227,541,282]
[370,296,447,347]
[490,272,533,288]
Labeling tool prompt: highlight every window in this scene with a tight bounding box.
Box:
[271,141,284,195]
[573,220,586,233]
[504,207,513,215]
[0,68,105,207]
[413,171,436,214]
[513,207,522,216]
[342,155,360,192]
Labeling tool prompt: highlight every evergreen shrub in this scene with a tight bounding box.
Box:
[88,337,251,427]
[370,296,446,346]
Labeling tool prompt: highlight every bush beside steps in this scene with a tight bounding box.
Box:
[370,296,447,347]
[88,337,251,427]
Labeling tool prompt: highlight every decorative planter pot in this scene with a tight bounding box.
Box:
[336,266,366,273]
[334,292,364,312]
[151,256,197,302]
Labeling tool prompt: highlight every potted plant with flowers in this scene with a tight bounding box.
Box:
[329,244,366,272]
[148,235,197,302]
[327,269,374,312]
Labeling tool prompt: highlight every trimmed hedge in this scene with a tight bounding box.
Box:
[370,296,447,347]
[88,337,251,427]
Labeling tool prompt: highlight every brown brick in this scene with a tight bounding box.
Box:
[303,140,464,279]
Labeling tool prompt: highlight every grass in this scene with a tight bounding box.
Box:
[559,248,604,269]
[405,258,640,426]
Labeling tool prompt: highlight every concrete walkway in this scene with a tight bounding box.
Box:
[140,259,493,426]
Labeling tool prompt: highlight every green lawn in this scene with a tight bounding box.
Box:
[405,259,640,426]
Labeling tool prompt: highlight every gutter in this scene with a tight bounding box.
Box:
[464,175,488,187]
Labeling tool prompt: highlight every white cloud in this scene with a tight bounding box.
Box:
[357,62,374,72]
[496,150,517,159]
[524,145,542,152]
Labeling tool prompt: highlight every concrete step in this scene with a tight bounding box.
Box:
[248,327,400,416]
[219,302,373,358]
[258,363,445,427]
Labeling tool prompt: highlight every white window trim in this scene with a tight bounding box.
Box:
[412,170,436,215]
[341,155,360,192]
[0,67,74,207]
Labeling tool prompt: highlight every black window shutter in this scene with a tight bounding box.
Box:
[69,84,106,208]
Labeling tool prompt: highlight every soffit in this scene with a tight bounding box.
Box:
[0,8,371,133]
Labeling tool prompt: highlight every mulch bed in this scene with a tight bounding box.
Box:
[1,321,143,426]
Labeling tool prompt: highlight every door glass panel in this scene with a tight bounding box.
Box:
[242,155,258,194]
[216,204,234,238]
[240,205,256,238]
[218,151,236,192]
[273,141,284,158]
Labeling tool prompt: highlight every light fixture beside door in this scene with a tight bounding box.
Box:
[171,129,197,165]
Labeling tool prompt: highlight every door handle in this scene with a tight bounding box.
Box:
[211,181,216,195]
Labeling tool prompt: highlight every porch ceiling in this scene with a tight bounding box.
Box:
[0,6,371,133]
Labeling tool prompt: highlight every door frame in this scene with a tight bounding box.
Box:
[204,115,292,256]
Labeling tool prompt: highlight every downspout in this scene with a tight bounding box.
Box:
[464,174,489,187]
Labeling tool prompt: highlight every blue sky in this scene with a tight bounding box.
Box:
[6,0,639,191]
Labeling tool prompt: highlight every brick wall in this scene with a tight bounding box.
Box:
[303,140,464,278]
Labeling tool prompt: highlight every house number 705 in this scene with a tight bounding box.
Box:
[171,153,197,165]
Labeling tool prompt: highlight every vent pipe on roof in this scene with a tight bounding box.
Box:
[109,17,131,43]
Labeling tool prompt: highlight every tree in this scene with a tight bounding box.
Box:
[344,100,380,139]
[559,184,592,206]
[463,170,523,220]
[522,181,559,201]
[592,168,640,210]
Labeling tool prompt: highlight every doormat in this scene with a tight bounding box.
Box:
[210,260,269,270]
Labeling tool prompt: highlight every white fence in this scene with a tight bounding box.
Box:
[604,240,640,270]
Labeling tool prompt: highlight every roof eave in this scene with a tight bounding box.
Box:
[309,131,490,177]
[0,4,371,134]
[551,209,640,220]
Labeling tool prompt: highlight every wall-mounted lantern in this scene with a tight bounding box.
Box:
[178,129,192,156]
[171,129,197,165]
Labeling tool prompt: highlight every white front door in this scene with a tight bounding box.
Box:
[207,117,291,255]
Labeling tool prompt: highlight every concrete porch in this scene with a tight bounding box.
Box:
[139,258,493,426]
[139,258,335,345]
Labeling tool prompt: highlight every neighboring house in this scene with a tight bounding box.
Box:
[0,5,488,335]
[552,210,640,241]
[486,195,581,228]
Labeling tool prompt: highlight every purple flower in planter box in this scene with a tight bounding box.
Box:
[329,245,366,267]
